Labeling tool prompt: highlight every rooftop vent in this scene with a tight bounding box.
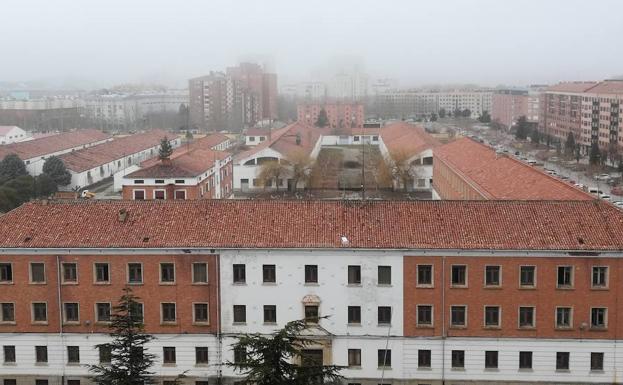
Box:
[340,235,349,246]
[118,208,128,222]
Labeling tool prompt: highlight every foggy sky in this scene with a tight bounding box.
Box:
[1,0,622,89]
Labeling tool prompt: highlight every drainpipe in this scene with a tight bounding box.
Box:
[216,254,222,385]
[441,256,446,385]
[56,255,65,385]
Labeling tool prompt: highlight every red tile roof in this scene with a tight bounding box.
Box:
[59,130,172,173]
[434,138,594,200]
[380,122,440,157]
[585,80,623,95]
[1,200,622,250]
[0,129,110,160]
[126,149,230,178]
[245,128,271,136]
[139,133,230,168]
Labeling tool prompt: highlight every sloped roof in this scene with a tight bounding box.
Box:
[140,133,230,169]
[545,82,599,93]
[0,129,110,160]
[235,123,324,162]
[380,122,440,157]
[0,126,21,135]
[434,137,594,200]
[59,130,171,172]
[0,200,622,250]
[585,80,623,94]
[126,148,230,178]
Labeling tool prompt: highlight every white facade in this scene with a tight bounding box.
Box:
[378,90,494,119]
[0,98,82,110]
[328,73,368,101]
[244,134,268,147]
[67,137,181,189]
[23,138,113,176]
[0,126,29,144]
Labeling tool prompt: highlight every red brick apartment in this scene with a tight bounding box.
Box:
[297,102,365,129]
[432,137,594,200]
[1,200,623,384]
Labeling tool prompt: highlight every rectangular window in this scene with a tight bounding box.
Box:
[128,263,142,283]
[519,351,532,369]
[264,305,277,323]
[417,305,433,326]
[451,265,466,286]
[133,190,145,200]
[520,266,535,287]
[32,302,47,322]
[1,303,15,323]
[450,305,466,327]
[234,347,246,364]
[484,306,500,327]
[348,349,361,367]
[484,266,500,286]
[62,263,77,283]
[99,345,111,364]
[154,190,166,200]
[305,265,318,283]
[233,305,246,323]
[378,306,392,325]
[591,307,607,329]
[35,381,48,385]
[63,303,79,323]
[130,303,144,323]
[194,303,209,324]
[192,263,208,283]
[519,306,535,328]
[348,306,361,324]
[347,265,361,285]
[163,347,176,364]
[35,346,48,363]
[418,349,431,368]
[557,266,573,288]
[30,263,46,283]
[94,263,110,283]
[592,266,608,288]
[195,347,209,364]
[378,266,391,285]
[417,265,433,286]
[0,263,12,283]
[233,264,246,283]
[3,380,16,385]
[591,352,604,371]
[556,352,569,370]
[162,303,176,323]
[451,350,464,368]
[262,264,276,283]
[174,190,186,200]
[378,349,391,367]
[3,346,16,363]
[305,305,319,323]
[556,307,572,328]
[96,303,111,322]
[67,346,80,364]
[160,263,175,283]
[485,351,498,369]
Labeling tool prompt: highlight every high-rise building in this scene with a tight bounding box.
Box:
[189,63,277,132]
[492,90,529,129]
[377,90,493,119]
[297,102,364,129]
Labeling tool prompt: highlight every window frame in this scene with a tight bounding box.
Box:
[556,351,570,371]
[518,306,536,329]
[0,262,13,284]
[31,302,48,324]
[29,262,46,284]
[192,262,209,284]
[519,351,533,370]
[63,302,80,324]
[347,265,361,285]
[450,264,467,287]
[0,302,16,324]
[377,306,392,325]
[418,349,431,368]
[519,265,536,288]
[233,305,247,324]
[173,189,187,200]
[67,346,80,364]
[132,189,146,200]
[153,189,166,200]
[451,350,465,369]
[163,346,177,365]
[555,306,573,329]
[416,264,434,287]
[347,306,361,325]
[35,346,48,364]
[591,266,609,289]
[61,262,78,284]
[305,264,318,284]
[377,265,392,285]
[485,350,498,369]
[195,346,209,365]
[590,352,604,371]
[3,345,16,363]
[160,302,177,324]
[484,265,501,287]
[556,265,574,289]
[450,305,467,328]
[233,264,246,284]
[483,305,501,328]
[416,304,433,327]
[263,305,277,324]
[93,262,111,284]
[127,262,143,284]
[377,349,391,368]
[348,348,361,367]
[262,264,276,284]
[95,302,112,324]
[590,307,608,329]
[193,302,210,325]
[159,262,176,285]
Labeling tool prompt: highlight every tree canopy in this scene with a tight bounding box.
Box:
[158,137,173,160]
[42,156,72,186]
[514,116,529,140]
[227,318,343,385]
[315,109,329,128]
[0,154,27,182]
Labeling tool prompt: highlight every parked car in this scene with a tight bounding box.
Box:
[594,173,610,181]
[599,193,611,201]
[613,201,623,208]
[588,187,599,194]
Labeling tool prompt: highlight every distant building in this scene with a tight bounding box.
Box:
[189,63,277,132]
[492,90,529,129]
[0,129,111,174]
[327,72,368,101]
[539,80,623,153]
[280,82,327,101]
[0,97,82,131]
[297,103,365,130]
[59,130,180,189]
[432,137,594,200]
[377,90,493,119]
[0,125,29,144]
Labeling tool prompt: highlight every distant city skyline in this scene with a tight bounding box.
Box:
[1,0,622,89]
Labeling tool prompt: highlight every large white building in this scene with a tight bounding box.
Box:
[0,126,29,144]
[377,90,494,119]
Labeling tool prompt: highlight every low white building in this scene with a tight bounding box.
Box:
[0,126,29,144]
[59,130,180,189]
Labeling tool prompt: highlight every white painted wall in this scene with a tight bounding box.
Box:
[24,137,113,175]
[0,126,29,144]
[0,333,219,379]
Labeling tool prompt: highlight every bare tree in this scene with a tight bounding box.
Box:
[385,150,418,192]
[258,160,286,191]
[286,150,314,192]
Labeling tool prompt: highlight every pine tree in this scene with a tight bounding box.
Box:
[42,156,71,186]
[0,154,27,182]
[315,109,329,128]
[227,318,343,385]
[89,287,156,385]
[589,142,601,165]
[158,137,173,160]
[564,132,576,157]
[514,116,529,140]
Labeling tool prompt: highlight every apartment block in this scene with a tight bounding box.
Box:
[297,103,365,129]
[377,90,493,119]
[1,200,622,384]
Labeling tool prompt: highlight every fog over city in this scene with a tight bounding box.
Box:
[2,0,622,88]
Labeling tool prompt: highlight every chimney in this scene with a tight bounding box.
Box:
[296,133,301,145]
[118,208,128,222]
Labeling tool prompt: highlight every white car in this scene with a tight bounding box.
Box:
[598,193,611,201]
